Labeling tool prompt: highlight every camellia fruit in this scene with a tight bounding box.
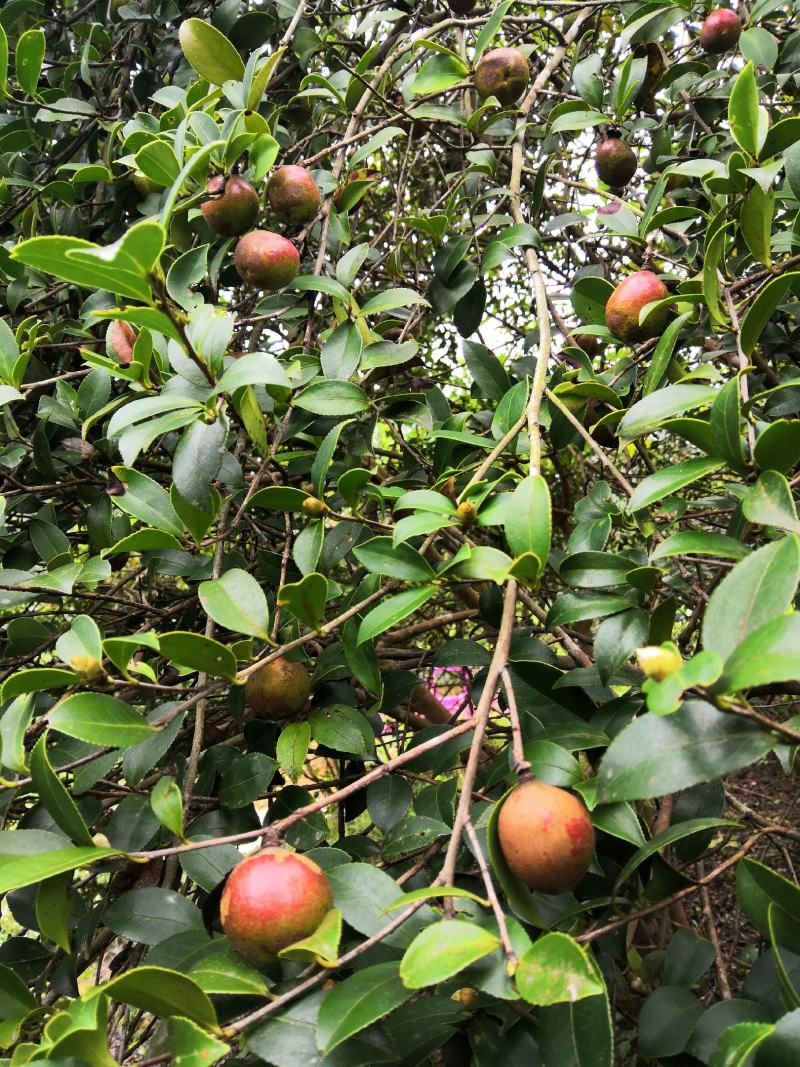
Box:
[497,778,595,894]
[605,270,670,344]
[201,175,260,238]
[449,0,477,12]
[633,43,667,106]
[220,848,333,962]
[267,165,321,225]
[574,333,599,358]
[245,656,312,720]
[234,230,300,290]
[106,320,137,365]
[474,48,529,106]
[595,132,637,189]
[699,8,742,54]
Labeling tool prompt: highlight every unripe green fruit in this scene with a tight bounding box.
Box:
[106,320,137,365]
[605,270,670,344]
[595,133,637,188]
[474,48,529,106]
[267,165,321,225]
[234,230,300,290]
[201,175,260,238]
[132,170,160,197]
[302,496,328,518]
[245,656,312,720]
[574,333,599,358]
[220,848,333,962]
[497,779,595,894]
[700,8,742,54]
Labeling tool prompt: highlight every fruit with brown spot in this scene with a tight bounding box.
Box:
[220,848,333,962]
[267,165,321,225]
[234,230,300,290]
[595,132,637,188]
[497,778,595,893]
[699,8,742,54]
[474,48,529,106]
[245,656,312,720]
[107,320,137,365]
[201,176,260,238]
[605,270,670,344]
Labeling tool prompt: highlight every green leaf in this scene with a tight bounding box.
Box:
[742,471,800,534]
[213,351,290,394]
[151,776,184,838]
[546,591,636,628]
[172,417,226,511]
[309,705,373,757]
[642,312,693,396]
[178,18,244,85]
[449,545,512,585]
[410,52,468,96]
[504,475,551,570]
[36,872,73,952]
[729,62,759,158]
[49,693,157,748]
[112,466,184,536]
[614,817,736,890]
[104,887,204,945]
[516,933,604,1006]
[537,985,613,1067]
[249,485,310,512]
[89,966,217,1029]
[619,384,718,440]
[30,735,94,845]
[316,961,410,1054]
[754,420,800,473]
[219,752,277,809]
[353,537,435,582]
[1,667,78,703]
[473,0,514,61]
[246,46,286,110]
[381,886,490,913]
[595,608,650,684]
[320,320,362,380]
[651,532,750,562]
[357,585,437,644]
[740,184,774,267]
[629,457,725,513]
[159,631,238,681]
[736,859,800,951]
[15,27,45,97]
[279,906,341,967]
[276,721,310,783]
[596,700,776,803]
[277,572,328,630]
[0,24,8,97]
[294,380,369,416]
[709,1022,775,1067]
[400,920,500,989]
[703,536,800,660]
[0,846,119,894]
[716,613,800,694]
[709,376,747,473]
[170,1016,229,1067]
[359,288,428,315]
[135,140,181,188]
[0,694,34,773]
[740,272,800,356]
[199,569,270,640]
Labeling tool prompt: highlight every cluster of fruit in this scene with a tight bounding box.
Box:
[201,165,321,290]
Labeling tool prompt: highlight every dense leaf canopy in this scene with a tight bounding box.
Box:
[0,0,799,1063]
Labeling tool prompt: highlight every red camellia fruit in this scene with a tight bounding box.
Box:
[474,47,529,106]
[595,132,637,188]
[497,779,595,894]
[605,270,670,344]
[699,8,742,54]
[201,175,260,238]
[234,230,300,289]
[106,320,137,365]
[220,848,333,962]
[267,165,321,225]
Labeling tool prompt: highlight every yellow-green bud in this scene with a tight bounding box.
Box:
[636,644,683,681]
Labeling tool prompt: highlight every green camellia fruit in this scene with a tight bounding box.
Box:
[497,778,595,894]
[595,131,637,188]
[266,165,321,225]
[201,175,260,238]
[245,656,312,720]
[474,47,529,106]
[234,230,300,290]
[221,848,333,962]
[605,270,670,344]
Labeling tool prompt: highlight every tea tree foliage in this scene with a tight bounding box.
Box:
[0,0,799,1063]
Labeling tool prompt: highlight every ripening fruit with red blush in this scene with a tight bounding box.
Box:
[497,779,595,894]
[474,48,530,106]
[605,270,670,344]
[220,848,333,962]
[106,320,137,365]
[699,8,742,54]
[201,176,260,238]
[234,230,300,290]
[267,165,321,225]
[595,132,637,189]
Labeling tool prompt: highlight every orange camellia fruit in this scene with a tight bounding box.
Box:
[474,47,529,106]
[234,230,300,290]
[497,778,595,894]
[245,656,312,720]
[605,270,670,344]
[699,8,742,54]
[220,848,333,962]
[201,175,260,238]
[267,165,321,225]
